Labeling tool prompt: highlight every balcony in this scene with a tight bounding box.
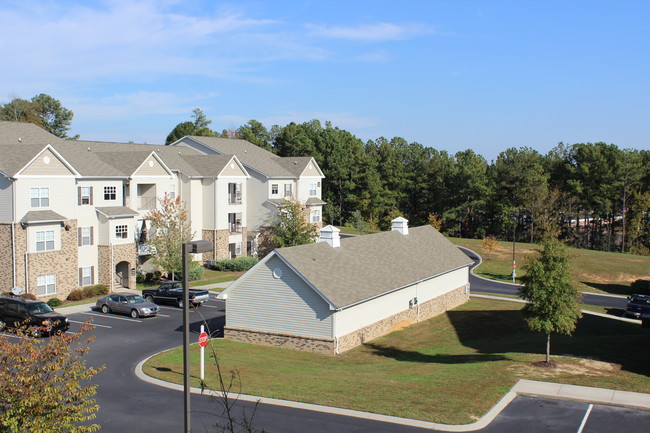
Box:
[229,223,242,234]
[229,192,242,204]
[138,196,156,210]
[138,243,155,256]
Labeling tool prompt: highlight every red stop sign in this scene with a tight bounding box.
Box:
[198,332,209,347]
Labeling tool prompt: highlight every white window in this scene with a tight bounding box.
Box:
[271,184,278,195]
[104,186,116,200]
[81,186,91,205]
[311,209,321,223]
[80,227,92,246]
[284,184,292,198]
[37,274,56,296]
[80,267,93,286]
[169,185,176,200]
[309,183,317,196]
[30,187,49,208]
[115,225,128,239]
[35,230,55,251]
[236,242,242,255]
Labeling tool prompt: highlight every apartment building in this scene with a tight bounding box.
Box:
[0,121,252,300]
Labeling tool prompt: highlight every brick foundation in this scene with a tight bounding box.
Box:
[224,328,336,355]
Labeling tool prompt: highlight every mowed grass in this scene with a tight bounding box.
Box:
[143,297,650,425]
[136,269,244,290]
[449,237,649,296]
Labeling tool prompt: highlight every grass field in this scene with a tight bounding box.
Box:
[135,269,243,291]
[449,238,649,296]
[143,297,650,425]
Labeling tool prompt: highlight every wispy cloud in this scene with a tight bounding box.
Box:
[306,22,434,41]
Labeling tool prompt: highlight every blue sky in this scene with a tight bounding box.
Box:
[1,0,648,161]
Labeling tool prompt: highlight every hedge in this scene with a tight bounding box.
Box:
[208,257,258,272]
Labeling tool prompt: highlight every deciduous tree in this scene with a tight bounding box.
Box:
[270,200,317,249]
[1,93,77,139]
[519,238,581,363]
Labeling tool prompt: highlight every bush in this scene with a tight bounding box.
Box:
[189,266,204,281]
[82,286,97,298]
[136,273,146,284]
[67,289,84,301]
[209,257,258,272]
[631,279,650,296]
[47,298,62,307]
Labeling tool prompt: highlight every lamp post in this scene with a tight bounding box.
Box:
[512,210,519,283]
[182,239,212,433]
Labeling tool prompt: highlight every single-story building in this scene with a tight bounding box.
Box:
[218,217,473,354]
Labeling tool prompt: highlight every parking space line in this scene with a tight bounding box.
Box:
[68,319,112,329]
[80,312,142,323]
[199,305,221,309]
[576,404,593,433]
[157,313,171,317]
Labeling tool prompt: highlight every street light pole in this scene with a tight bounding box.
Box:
[182,239,212,433]
[512,211,518,283]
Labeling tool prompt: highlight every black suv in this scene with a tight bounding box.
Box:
[624,294,650,319]
[0,296,70,336]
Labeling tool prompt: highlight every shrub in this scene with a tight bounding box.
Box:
[47,298,62,307]
[631,279,650,296]
[136,273,146,284]
[145,272,155,283]
[93,284,109,296]
[210,257,258,272]
[189,266,204,281]
[153,270,162,281]
[82,286,96,298]
[67,289,84,301]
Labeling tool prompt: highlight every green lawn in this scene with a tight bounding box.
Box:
[136,269,243,291]
[449,237,649,296]
[143,297,650,425]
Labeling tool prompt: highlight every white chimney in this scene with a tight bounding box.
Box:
[319,225,341,248]
[391,216,409,235]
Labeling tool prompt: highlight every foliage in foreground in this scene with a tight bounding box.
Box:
[520,238,582,362]
[0,322,103,432]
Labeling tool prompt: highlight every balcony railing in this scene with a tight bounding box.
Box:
[229,193,242,204]
[229,223,242,234]
[138,196,156,210]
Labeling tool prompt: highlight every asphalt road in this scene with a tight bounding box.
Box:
[459,247,629,310]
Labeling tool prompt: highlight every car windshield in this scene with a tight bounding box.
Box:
[27,302,54,314]
[126,295,146,304]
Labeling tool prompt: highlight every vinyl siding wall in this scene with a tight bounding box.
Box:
[227,255,334,339]
[0,177,13,222]
[334,267,469,338]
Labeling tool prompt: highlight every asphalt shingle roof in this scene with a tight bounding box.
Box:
[0,121,62,146]
[20,210,68,223]
[274,225,473,309]
[96,206,139,219]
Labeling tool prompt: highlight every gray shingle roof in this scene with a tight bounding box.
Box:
[0,121,62,146]
[96,206,139,219]
[20,210,68,223]
[305,197,327,206]
[274,225,472,309]
[0,143,59,177]
[183,136,317,178]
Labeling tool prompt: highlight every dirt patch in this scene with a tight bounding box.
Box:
[578,272,641,285]
[508,356,620,378]
[390,320,414,333]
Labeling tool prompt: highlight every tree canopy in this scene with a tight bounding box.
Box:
[165,108,215,145]
[1,93,77,139]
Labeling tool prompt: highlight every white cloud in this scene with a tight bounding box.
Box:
[306,22,434,41]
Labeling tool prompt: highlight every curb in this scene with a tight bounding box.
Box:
[134,351,650,432]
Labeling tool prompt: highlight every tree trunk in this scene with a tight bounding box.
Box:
[546,332,551,363]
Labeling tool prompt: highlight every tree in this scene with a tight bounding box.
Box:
[270,200,317,249]
[519,238,582,363]
[237,120,272,151]
[146,194,195,279]
[165,108,215,145]
[481,236,500,260]
[0,322,103,432]
[165,121,198,145]
[1,93,76,139]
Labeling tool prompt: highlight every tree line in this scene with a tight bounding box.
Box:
[168,113,649,254]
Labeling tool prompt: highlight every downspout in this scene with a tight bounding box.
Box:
[24,227,29,294]
[332,311,338,354]
[11,180,16,288]
[213,179,217,260]
[110,221,114,291]
[416,283,420,322]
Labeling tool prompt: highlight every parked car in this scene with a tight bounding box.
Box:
[96,293,159,318]
[141,281,209,308]
[0,296,70,336]
[624,294,650,319]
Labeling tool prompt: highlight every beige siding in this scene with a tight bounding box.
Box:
[133,156,168,176]
[227,256,334,339]
[20,149,74,176]
[219,159,247,177]
[300,160,322,177]
[0,177,13,222]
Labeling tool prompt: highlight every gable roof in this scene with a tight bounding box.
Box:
[225,225,472,310]
[96,206,139,219]
[20,210,68,224]
[0,121,62,146]
[179,136,324,179]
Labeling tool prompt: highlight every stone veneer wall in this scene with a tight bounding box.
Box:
[0,224,14,291]
[224,328,336,355]
[215,229,229,260]
[11,221,79,300]
[201,230,217,262]
[336,285,468,353]
[97,243,137,290]
[225,285,469,355]
[240,227,247,257]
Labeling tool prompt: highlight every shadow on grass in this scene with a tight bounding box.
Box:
[477,272,513,282]
[365,343,509,364]
[582,281,632,296]
[604,308,626,317]
[445,309,650,377]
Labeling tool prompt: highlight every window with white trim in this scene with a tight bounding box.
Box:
[284,184,292,198]
[104,186,116,200]
[115,225,128,239]
[271,184,278,195]
[169,185,176,200]
[80,266,93,286]
[80,227,92,246]
[37,274,56,296]
[30,187,49,208]
[81,186,91,205]
[309,183,317,196]
[35,230,55,251]
[311,209,321,223]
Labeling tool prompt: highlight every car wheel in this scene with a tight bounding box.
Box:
[101,304,111,314]
[145,295,154,303]
[177,299,183,308]
[130,309,139,319]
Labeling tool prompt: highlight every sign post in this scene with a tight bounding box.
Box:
[198,326,208,380]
